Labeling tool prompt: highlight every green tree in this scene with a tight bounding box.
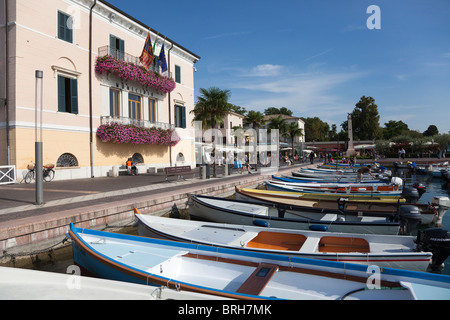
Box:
[284,122,304,156]
[191,87,232,176]
[264,107,293,116]
[267,115,288,135]
[423,125,439,137]
[243,110,266,130]
[351,96,382,140]
[383,120,409,140]
[301,117,330,142]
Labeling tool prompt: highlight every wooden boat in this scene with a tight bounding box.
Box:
[291,171,388,183]
[0,266,226,300]
[188,194,402,235]
[69,223,450,300]
[235,187,447,227]
[265,180,404,198]
[272,176,400,192]
[135,212,449,272]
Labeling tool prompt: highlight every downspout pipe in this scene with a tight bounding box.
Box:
[89,0,97,178]
[167,42,174,167]
[4,0,10,165]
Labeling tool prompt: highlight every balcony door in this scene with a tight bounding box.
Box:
[128,94,141,122]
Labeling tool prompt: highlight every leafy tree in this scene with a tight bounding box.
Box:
[301,117,330,142]
[264,107,293,116]
[423,125,439,137]
[351,96,382,140]
[383,120,409,140]
[228,103,247,116]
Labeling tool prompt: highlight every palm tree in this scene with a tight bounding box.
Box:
[285,122,304,157]
[191,87,232,177]
[243,111,266,170]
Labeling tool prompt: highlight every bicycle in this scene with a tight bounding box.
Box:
[24,163,56,184]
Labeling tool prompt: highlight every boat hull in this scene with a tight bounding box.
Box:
[135,214,432,272]
[189,195,401,235]
[69,224,450,300]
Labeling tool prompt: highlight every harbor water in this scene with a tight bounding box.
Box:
[10,169,450,276]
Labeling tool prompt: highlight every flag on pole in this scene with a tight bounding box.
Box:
[159,44,168,73]
[139,33,155,70]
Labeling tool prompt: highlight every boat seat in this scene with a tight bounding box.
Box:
[236,263,279,296]
[320,213,338,221]
[299,237,320,253]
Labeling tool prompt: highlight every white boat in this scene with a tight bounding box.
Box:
[69,223,450,300]
[426,162,449,178]
[188,194,402,235]
[135,212,450,272]
[0,266,226,300]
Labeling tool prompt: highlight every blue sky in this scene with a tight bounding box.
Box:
[106,0,450,134]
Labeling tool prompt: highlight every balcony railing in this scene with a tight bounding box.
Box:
[98,45,171,77]
[101,116,175,130]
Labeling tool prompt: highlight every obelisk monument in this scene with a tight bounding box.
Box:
[347,114,356,156]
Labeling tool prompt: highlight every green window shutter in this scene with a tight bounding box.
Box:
[181,106,186,129]
[175,66,181,83]
[174,106,179,127]
[57,75,66,112]
[70,78,78,114]
[58,12,72,43]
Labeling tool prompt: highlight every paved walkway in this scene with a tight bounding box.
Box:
[0,162,306,256]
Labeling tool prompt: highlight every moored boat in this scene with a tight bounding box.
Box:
[69,224,450,300]
[134,212,450,272]
[265,180,404,198]
[0,266,225,300]
[188,194,404,235]
[235,187,449,227]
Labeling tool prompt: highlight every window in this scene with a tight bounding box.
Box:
[149,98,156,123]
[128,94,141,121]
[110,35,125,60]
[57,153,78,167]
[174,105,186,129]
[58,75,78,114]
[110,89,120,117]
[175,65,181,84]
[58,11,73,43]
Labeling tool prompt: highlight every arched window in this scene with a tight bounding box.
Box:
[56,153,79,167]
[132,153,144,164]
[176,152,185,162]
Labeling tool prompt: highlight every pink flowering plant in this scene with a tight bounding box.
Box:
[95,55,176,94]
[97,122,180,147]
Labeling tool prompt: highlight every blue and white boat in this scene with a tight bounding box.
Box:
[265,180,404,197]
[69,224,450,300]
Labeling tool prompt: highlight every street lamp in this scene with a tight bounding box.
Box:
[35,70,44,205]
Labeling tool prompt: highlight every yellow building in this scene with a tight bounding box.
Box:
[0,0,200,181]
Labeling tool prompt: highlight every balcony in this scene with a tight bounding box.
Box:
[98,46,171,77]
[101,116,174,130]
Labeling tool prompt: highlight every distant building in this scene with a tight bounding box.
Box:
[0,0,200,181]
[263,114,305,154]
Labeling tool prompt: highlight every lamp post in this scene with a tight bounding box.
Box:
[35,70,44,205]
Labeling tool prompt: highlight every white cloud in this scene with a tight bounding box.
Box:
[229,67,366,124]
[248,64,284,77]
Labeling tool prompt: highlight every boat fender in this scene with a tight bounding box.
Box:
[309,225,328,232]
[253,220,269,228]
